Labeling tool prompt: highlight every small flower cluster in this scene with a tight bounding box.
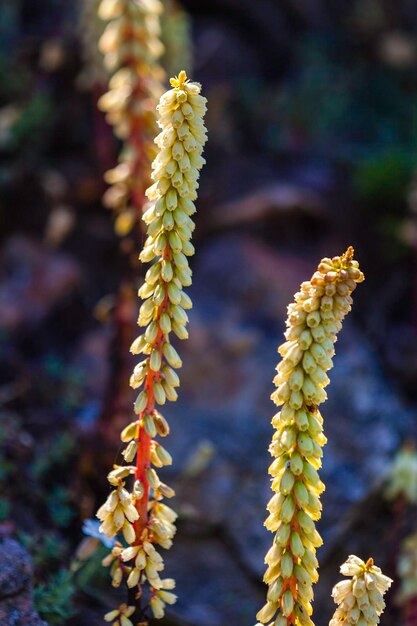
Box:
[385,443,417,504]
[330,555,392,626]
[98,0,165,241]
[256,248,364,626]
[96,71,207,621]
[97,473,139,543]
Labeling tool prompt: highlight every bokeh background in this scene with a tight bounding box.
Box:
[1,1,417,625]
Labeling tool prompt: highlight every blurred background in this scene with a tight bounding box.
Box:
[1,0,417,624]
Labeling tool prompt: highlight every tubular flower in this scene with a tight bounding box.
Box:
[98,0,165,243]
[104,604,136,626]
[256,248,364,626]
[96,71,207,621]
[384,443,417,504]
[330,555,392,626]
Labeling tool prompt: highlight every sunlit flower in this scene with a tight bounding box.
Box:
[330,556,392,625]
[104,603,136,626]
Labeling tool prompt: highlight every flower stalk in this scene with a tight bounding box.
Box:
[96,70,207,622]
[256,248,364,626]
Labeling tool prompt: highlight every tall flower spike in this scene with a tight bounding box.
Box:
[330,555,392,626]
[96,71,207,622]
[98,0,165,243]
[256,248,364,626]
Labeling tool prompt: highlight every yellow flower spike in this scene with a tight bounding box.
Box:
[330,556,392,626]
[96,72,207,621]
[257,248,364,626]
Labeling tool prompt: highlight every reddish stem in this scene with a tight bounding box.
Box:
[134,247,171,540]
[135,426,151,534]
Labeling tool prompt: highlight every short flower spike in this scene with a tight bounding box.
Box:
[330,555,392,625]
[256,248,364,626]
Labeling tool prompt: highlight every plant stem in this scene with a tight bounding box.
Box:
[134,246,171,538]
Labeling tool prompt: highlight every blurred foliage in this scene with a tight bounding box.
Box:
[19,531,68,571]
[34,569,77,625]
[268,37,417,163]
[161,0,193,78]
[47,486,77,528]
[32,432,76,478]
[72,542,110,600]
[239,35,417,218]
[353,149,414,209]
[0,410,78,622]
[7,93,53,153]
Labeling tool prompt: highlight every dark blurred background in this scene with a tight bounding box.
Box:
[1,0,417,625]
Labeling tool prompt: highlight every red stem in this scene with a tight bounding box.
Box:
[134,247,171,540]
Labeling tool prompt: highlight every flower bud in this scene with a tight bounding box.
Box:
[120,421,138,442]
[134,391,148,414]
[281,590,294,617]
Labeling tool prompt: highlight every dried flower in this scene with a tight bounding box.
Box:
[96,70,207,621]
[330,555,392,625]
[256,248,364,626]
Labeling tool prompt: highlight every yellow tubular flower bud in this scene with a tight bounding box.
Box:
[257,248,364,626]
[330,556,392,626]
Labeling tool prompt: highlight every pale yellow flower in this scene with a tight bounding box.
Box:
[104,603,136,626]
[330,556,392,626]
